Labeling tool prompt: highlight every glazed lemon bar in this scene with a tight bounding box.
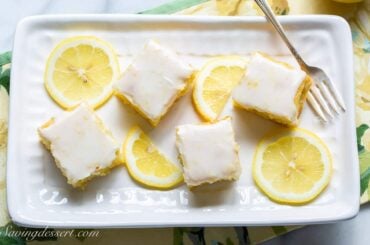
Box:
[176,118,241,188]
[114,40,193,126]
[232,52,312,126]
[38,103,119,189]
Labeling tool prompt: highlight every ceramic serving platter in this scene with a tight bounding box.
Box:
[7,15,359,228]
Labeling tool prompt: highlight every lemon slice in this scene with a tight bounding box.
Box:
[193,56,246,121]
[253,128,332,204]
[44,36,120,109]
[123,126,183,189]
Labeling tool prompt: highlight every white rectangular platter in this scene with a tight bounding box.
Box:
[7,15,359,228]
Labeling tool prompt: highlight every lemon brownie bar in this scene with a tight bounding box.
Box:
[176,118,241,188]
[38,103,119,189]
[232,52,312,126]
[114,40,193,126]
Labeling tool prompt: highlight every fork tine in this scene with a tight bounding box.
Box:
[316,82,340,114]
[310,85,334,119]
[322,79,346,111]
[307,92,327,122]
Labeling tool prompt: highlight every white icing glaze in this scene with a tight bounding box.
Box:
[232,53,307,122]
[176,118,240,187]
[114,40,193,121]
[39,103,118,184]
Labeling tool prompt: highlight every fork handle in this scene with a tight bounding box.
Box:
[254,0,307,70]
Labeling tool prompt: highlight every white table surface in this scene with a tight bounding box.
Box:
[1,0,369,244]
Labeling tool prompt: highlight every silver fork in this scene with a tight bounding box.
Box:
[254,0,346,122]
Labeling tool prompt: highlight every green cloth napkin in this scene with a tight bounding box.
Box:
[0,0,369,244]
